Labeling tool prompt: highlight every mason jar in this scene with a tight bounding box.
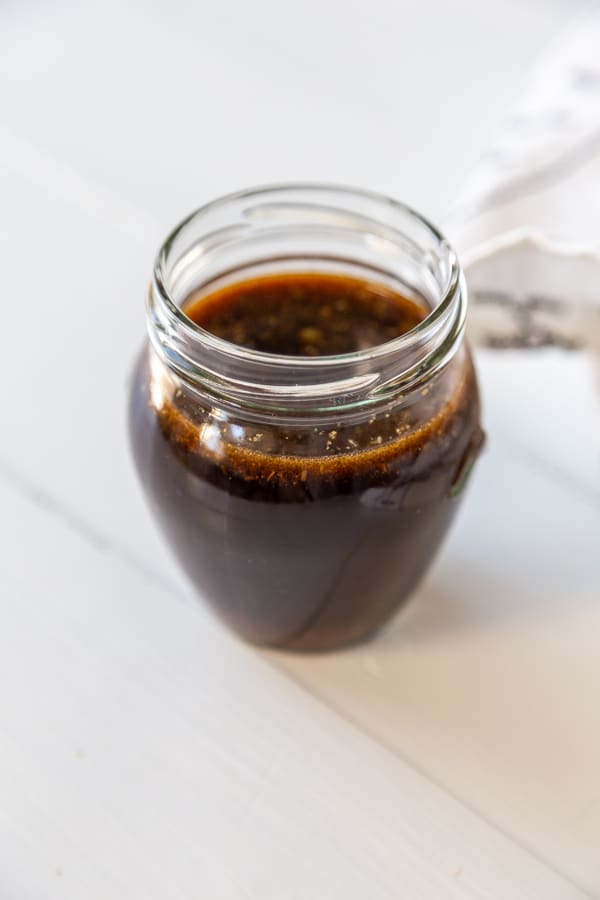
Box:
[129,185,484,651]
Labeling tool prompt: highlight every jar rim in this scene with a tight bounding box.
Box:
[147,183,467,413]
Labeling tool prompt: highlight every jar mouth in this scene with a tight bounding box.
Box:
[148,183,467,413]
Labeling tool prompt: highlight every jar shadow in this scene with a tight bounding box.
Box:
[376,559,538,647]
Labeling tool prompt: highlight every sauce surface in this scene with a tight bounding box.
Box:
[162,272,463,489]
[183,272,426,355]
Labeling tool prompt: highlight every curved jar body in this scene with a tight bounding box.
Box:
[129,186,483,651]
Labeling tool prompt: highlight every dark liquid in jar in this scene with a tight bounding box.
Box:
[130,273,482,650]
[184,272,425,355]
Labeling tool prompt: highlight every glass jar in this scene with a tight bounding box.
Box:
[129,185,483,652]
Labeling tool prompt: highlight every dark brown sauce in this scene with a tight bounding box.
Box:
[130,272,483,651]
[184,272,425,355]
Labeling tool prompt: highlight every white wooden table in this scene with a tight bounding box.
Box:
[1,2,598,897]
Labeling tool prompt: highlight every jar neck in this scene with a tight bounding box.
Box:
[146,185,467,419]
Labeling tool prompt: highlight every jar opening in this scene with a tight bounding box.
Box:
[178,259,433,358]
[147,184,466,414]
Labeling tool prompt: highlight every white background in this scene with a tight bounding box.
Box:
[1,2,598,898]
